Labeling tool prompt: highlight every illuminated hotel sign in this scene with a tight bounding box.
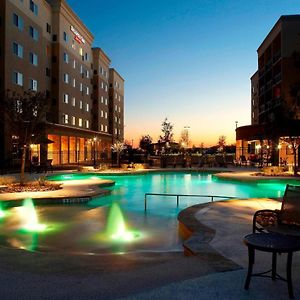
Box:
[70,25,86,44]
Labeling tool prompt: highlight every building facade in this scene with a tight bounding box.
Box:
[0,0,125,168]
[236,15,300,167]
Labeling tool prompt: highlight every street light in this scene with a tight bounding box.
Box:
[235,121,238,129]
[93,137,97,168]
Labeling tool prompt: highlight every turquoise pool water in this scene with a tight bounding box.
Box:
[2,172,297,254]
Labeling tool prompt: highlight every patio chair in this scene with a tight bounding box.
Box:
[253,184,300,237]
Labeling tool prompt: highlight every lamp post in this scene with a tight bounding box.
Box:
[93,137,97,168]
[235,121,238,129]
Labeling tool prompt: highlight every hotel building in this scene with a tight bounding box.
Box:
[236,15,300,166]
[0,0,124,168]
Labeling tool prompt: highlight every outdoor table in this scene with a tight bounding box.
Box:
[243,233,300,298]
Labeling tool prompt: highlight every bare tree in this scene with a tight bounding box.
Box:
[159,118,174,143]
[2,90,49,184]
[111,140,126,167]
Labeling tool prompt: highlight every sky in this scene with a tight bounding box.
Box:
[67,0,299,147]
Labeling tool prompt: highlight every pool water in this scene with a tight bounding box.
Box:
[1,172,296,254]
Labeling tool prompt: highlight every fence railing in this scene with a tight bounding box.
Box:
[144,193,235,211]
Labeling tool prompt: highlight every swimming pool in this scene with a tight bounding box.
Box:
[1,172,297,254]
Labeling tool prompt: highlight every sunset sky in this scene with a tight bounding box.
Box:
[68,0,299,147]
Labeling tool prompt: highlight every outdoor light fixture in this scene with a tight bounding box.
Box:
[255,144,261,149]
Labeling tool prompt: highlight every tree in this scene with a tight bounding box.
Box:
[1,90,49,184]
[179,129,190,149]
[139,135,152,153]
[111,140,126,167]
[280,136,300,176]
[218,135,226,153]
[159,118,174,143]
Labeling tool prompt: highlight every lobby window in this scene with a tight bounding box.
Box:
[29,26,39,41]
[29,79,37,91]
[72,78,76,87]
[85,120,89,129]
[63,52,69,63]
[78,118,82,127]
[71,97,76,107]
[63,73,69,84]
[29,0,38,15]
[63,32,68,42]
[13,14,23,31]
[46,23,51,34]
[80,101,83,109]
[63,94,69,104]
[63,114,69,124]
[12,71,23,86]
[86,103,89,112]
[13,42,23,58]
[29,52,38,66]
[71,116,76,126]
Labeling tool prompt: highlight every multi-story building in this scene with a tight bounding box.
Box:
[236,15,300,166]
[0,0,125,168]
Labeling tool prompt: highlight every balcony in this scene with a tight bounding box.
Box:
[273,51,281,64]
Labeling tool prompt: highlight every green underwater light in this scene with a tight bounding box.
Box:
[106,202,140,242]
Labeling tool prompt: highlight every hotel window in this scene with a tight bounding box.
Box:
[115,116,118,123]
[13,14,23,31]
[118,106,121,113]
[29,0,38,15]
[115,93,118,99]
[71,97,76,107]
[85,53,89,61]
[119,95,121,101]
[46,45,50,56]
[13,42,23,58]
[71,116,76,125]
[101,96,104,103]
[119,119,121,125]
[72,40,76,50]
[63,94,69,104]
[29,79,37,91]
[78,118,82,127]
[80,65,83,74]
[101,82,104,89]
[86,70,89,78]
[100,67,103,74]
[100,110,104,117]
[105,84,108,92]
[105,98,108,105]
[29,52,38,66]
[105,125,107,132]
[46,23,51,34]
[13,71,23,86]
[86,103,89,112]
[63,114,69,124]
[46,68,50,77]
[63,52,69,63]
[63,73,69,84]
[86,86,89,95]
[29,26,38,41]
[80,101,83,109]
[73,60,76,69]
[115,105,118,111]
[85,120,89,129]
[63,32,68,42]
[80,83,83,92]
[79,48,83,56]
[105,112,107,119]
[72,78,76,88]
[115,129,118,135]
[100,124,104,131]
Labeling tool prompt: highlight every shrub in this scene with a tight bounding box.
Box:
[0,176,16,185]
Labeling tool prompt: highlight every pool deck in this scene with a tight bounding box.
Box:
[0,169,300,299]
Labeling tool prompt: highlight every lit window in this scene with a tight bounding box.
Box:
[86,103,89,112]
[115,93,118,99]
[63,52,69,63]
[72,97,76,107]
[29,0,38,15]
[101,96,104,103]
[13,42,23,58]
[29,79,37,91]
[80,83,83,92]
[105,112,107,119]
[101,82,104,89]
[73,60,76,69]
[79,48,83,56]
[71,116,76,125]
[72,40,76,50]
[105,98,108,105]
[115,116,117,123]
[63,94,69,104]
[80,101,83,109]
[72,78,76,87]
[13,71,23,86]
[101,110,104,117]
[63,73,69,84]
[29,26,39,41]
[86,70,89,78]
[13,14,23,31]
[80,65,83,74]
[115,105,117,111]
[115,128,117,135]
[86,86,89,95]
[85,120,89,129]
[63,114,69,124]
[105,125,107,132]
[105,84,108,92]
[100,124,104,131]
[119,95,121,101]
[118,106,121,113]
[29,52,38,66]
[78,118,82,127]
